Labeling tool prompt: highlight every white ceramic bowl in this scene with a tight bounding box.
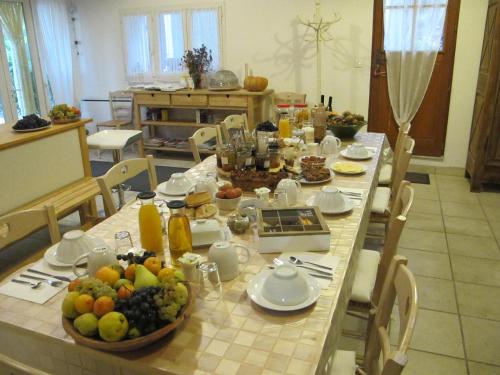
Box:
[262,264,309,306]
[163,173,192,195]
[215,196,241,211]
[55,230,95,264]
[314,186,345,212]
[346,143,369,158]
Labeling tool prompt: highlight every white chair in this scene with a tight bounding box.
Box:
[378,123,411,185]
[189,126,221,164]
[0,353,51,375]
[329,255,418,375]
[96,91,133,131]
[274,92,307,105]
[221,114,248,143]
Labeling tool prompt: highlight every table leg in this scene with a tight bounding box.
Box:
[112,149,127,209]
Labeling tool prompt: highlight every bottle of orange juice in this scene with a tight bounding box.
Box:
[167,200,192,266]
[138,192,164,253]
[278,112,291,138]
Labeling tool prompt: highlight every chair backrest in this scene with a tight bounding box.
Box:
[391,136,415,199]
[274,92,307,105]
[372,180,414,304]
[189,126,219,164]
[0,353,51,375]
[109,91,133,122]
[221,114,248,143]
[364,255,418,375]
[96,155,157,217]
[0,205,61,249]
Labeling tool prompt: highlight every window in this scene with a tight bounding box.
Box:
[122,6,222,83]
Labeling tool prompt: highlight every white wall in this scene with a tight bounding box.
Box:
[75,0,488,167]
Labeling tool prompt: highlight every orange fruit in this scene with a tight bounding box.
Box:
[95,266,120,286]
[124,264,136,281]
[157,266,176,282]
[93,296,115,317]
[143,257,162,275]
[68,279,81,292]
[117,284,135,300]
[74,294,94,314]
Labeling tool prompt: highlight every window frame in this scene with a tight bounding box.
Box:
[120,2,224,84]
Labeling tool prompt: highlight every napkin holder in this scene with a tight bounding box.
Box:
[256,207,330,253]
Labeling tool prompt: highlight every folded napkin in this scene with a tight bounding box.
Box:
[0,259,76,304]
[336,187,366,208]
[278,252,340,289]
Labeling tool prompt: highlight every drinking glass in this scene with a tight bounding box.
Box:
[114,231,133,255]
[273,189,289,208]
[198,262,222,301]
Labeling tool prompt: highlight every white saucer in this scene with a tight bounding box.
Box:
[331,162,368,175]
[157,181,194,196]
[246,270,321,311]
[340,149,375,160]
[306,195,354,215]
[44,237,107,267]
[299,169,335,184]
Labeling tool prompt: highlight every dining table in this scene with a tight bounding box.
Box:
[0,132,385,375]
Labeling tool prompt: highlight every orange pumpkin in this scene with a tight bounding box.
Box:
[244,76,268,92]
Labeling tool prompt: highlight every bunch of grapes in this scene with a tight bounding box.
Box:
[76,278,117,300]
[116,251,162,265]
[115,286,165,336]
[155,279,188,323]
[13,114,50,130]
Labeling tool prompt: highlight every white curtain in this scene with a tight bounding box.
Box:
[0,1,37,115]
[159,12,184,74]
[122,14,153,83]
[191,8,220,70]
[384,0,447,127]
[33,0,74,106]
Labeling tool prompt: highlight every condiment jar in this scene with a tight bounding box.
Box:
[167,200,192,265]
[227,213,250,234]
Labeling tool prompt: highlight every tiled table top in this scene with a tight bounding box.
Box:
[0,133,385,375]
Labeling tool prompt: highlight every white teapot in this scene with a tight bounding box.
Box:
[320,135,342,155]
[208,241,250,281]
[73,245,116,277]
[276,178,301,206]
[194,173,218,198]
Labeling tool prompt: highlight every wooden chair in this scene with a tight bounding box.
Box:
[346,180,414,334]
[96,155,157,217]
[329,255,418,375]
[96,91,133,131]
[189,126,220,164]
[0,205,61,280]
[274,92,307,105]
[221,114,248,143]
[371,135,415,224]
[0,353,51,375]
[378,123,411,185]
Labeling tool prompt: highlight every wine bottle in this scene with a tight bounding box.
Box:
[320,95,325,106]
[327,96,333,112]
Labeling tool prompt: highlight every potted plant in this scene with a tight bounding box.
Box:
[182,44,213,89]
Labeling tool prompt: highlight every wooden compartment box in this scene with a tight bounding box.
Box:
[256,206,331,253]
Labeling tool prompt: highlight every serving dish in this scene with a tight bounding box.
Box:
[340,149,375,160]
[331,161,367,175]
[12,124,51,133]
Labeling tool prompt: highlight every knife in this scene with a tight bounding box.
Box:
[27,269,72,282]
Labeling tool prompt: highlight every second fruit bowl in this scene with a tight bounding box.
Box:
[215,196,241,211]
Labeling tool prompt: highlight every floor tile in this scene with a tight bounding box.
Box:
[455,282,500,321]
[400,229,447,253]
[439,189,480,204]
[490,221,500,242]
[403,350,467,375]
[435,167,466,177]
[406,212,444,232]
[451,255,500,287]
[441,201,486,220]
[447,233,500,260]
[482,206,500,222]
[468,361,500,375]
[415,276,457,313]
[400,248,452,279]
[462,316,500,366]
[401,309,464,358]
[408,164,436,174]
[411,184,439,201]
[443,217,493,238]
[477,192,500,207]
[410,198,442,215]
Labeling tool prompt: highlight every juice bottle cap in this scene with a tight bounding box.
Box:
[137,191,156,200]
[167,200,186,209]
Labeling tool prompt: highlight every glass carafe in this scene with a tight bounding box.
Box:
[138,192,164,253]
[167,200,193,266]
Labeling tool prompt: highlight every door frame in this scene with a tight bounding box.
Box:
[0,22,16,123]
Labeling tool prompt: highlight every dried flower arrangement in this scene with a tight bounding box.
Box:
[182,44,213,89]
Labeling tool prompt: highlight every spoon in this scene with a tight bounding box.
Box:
[11,279,42,289]
[20,274,63,287]
[289,256,333,271]
[273,258,333,276]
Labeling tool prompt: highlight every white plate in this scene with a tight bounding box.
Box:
[299,169,335,184]
[331,162,367,175]
[340,149,375,160]
[305,195,354,215]
[246,270,321,312]
[157,181,194,196]
[44,237,107,268]
[12,124,51,133]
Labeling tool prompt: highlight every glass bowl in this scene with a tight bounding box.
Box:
[208,70,239,91]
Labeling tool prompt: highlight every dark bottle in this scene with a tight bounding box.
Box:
[320,94,325,106]
[327,96,333,112]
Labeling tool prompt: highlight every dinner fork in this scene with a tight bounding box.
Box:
[11,279,41,289]
[20,274,63,287]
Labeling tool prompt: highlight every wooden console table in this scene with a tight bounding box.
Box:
[131,89,273,157]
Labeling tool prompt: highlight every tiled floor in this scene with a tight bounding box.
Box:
[340,166,500,375]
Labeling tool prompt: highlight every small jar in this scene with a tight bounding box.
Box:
[236,146,252,170]
[227,213,250,234]
[303,121,315,144]
[220,144,236,172]
[311,105,327,142]
[255,152,270,171]
[269,148,282,169]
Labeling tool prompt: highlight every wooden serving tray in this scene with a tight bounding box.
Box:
[62,283,194,352]
[52,117,81,124]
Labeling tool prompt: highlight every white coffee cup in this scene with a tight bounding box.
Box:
[347,143,369,158]
[320,135,342,155]
[164,173,192,194]
[55,230,95,264]
[72,245,116,277]
[314,186,345,211]
[208,241,250,281]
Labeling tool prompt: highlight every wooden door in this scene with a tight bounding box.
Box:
[466,0,500,190]
[368,0,460,156]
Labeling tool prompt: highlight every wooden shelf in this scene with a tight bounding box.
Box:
[144,145,215,154]
[141,121,216,128]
